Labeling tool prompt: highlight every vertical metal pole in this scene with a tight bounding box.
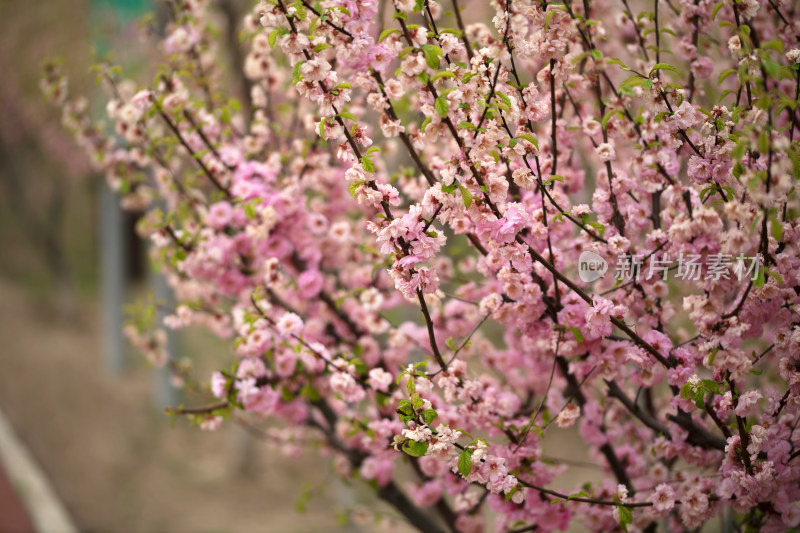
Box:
[152,266,179,409]
[100,184,126,374]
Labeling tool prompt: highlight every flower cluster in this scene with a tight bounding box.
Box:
[44,0,800,530]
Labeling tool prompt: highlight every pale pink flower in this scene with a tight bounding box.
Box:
[734,390,762,418]
[276,312,303,337]
[297,269,324,299]
[691,56,714,79]
[595,142,615,161]
[402,422,433,443]
[330,371,366,403]
[368,367,392,392]
[556,403,580,428]
[199,416,223,431]
[299,58,331,82]
[650,483,675,515]
[210,371,227,398]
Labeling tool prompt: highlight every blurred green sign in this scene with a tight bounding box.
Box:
[92,0,151,23]
[90,0,152,53]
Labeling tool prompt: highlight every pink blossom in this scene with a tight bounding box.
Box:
[595,142,616,162]
[368,367,392,392]
[297,269,323,299]
[556,403,581,428]
[489,203,529,244]
[276,312,303,337]
[206,202,234,230]
[402,422,432,443]
[360,456,394,486]
[199,416,223,431]
[408,480,442,507]
[650,483,675,515]
[735,390,762,418]
[330,371,366,403]
[210,371,227,398]
[691,56,714,78]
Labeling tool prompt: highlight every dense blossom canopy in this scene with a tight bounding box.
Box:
[44,0,800,530]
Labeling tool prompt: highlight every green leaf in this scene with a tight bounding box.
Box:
[680,383,693,400]
[544,9,557,30]
[763,59,780,79]
[731,140,747,159]
[701,379,720,394]
[269,28,288,48]
[402,439,429,457]
[318,117,327,140]
[586,221,606,237]
[458,184,473,208]
[457,450,473,477]
[432,70,456,82]
[618,505,632,532]
[379,28,400,42]
[620,75,651,90]
[361,156,375,173]
[413,0,425,13]
[406,376,416,395]
[301,384,321,402]
[505,484,520,503]
[606,57,631,71]
[420,116,432,133]
[458,121,477,130]
[336,111,357,121]
[435,97,449,117]
[712,1,724,20]
[758,131,770,154]
[693,395,704,409]
[718,69,738,85]
[517,134,538,149]
[765,268,783,285]
[422,44,443,70]
[771,218,783,241]
[347,179,363,198]
[292,61,305,84]
[650,63,677,76]
[590,49,603,61]
[397,46,414,60]
[421,409,438,425]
